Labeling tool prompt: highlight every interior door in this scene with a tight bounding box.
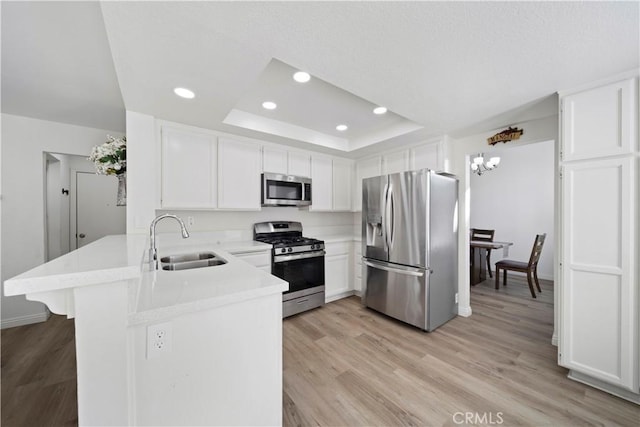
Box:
[76,172,126,248]
[387,171,427,268]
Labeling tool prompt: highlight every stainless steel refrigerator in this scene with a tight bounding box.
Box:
[362,169,458,331]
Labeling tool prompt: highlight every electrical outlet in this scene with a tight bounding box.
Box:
[147,322,172,359]
[187,216,195,226]
[455,293,459,303]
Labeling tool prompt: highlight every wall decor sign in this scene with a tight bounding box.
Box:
[487,127,524,146]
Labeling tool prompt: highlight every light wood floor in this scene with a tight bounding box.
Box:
[2,277,638,426]
[283,277,640,426]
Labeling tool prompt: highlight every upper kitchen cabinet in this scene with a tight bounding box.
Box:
[332,159,353,211]
[382,150,410,175]
[353,156,382,211]
[410,141,441,171]
[288,151,311,178]
[310,155,353,212]
[309,155,332,211]
[218,137,262,210]
[562,78,637,161]
[161,125,217,209]
[262,146,311,177]
[262,146,288,174]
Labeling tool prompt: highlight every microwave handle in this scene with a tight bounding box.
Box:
[304,182,312,201]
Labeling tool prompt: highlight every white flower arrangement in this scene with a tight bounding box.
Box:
[89,135,127,175]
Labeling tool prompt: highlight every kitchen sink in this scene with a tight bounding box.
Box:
[160,252,227,271]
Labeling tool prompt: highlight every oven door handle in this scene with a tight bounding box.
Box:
[274,250,326,263]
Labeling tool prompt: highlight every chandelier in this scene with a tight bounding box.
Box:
[470,153,500,175]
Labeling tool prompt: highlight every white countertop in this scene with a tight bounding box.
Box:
[4,234,148,296]
[321,234,361,243]
[4,233,286,325]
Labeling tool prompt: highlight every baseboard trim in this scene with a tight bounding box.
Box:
[568,370,640,404]
[325,289,355,303]
[551,332,558,346]
[458,305,472,317]
[1,310,50,329]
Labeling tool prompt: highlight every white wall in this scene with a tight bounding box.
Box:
[470,140,555,279]
[45,155,62,260]
[450,112,559,317]
[126,111,157,234]
[1,114,122,328]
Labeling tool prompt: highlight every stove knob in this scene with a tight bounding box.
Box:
[312,244,317,249]
[287,247,293,253]
[281,248,286,254]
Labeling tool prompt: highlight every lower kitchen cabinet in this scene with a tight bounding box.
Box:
[324,241,352,302]
[353,242,362,294]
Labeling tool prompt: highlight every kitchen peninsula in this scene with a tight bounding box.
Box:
[3,233,287,426]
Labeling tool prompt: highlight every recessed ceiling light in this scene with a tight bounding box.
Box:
[174,87,195,99]
[262,101,277,110]
[336,124,348,131]
[373,106,387,115]
[293,71,311,83]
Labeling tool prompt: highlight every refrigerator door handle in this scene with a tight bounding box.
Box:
[389,184,395,249]
[383,182,391,251]
[364,260,425,277]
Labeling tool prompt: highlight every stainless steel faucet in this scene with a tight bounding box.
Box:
[149,214,190,269]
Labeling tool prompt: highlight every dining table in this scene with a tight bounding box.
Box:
[470,240,513,286]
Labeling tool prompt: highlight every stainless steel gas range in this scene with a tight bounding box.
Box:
[254,221,325,317]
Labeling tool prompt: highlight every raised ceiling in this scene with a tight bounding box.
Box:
[224,59,422,151]
[2,1,638,156]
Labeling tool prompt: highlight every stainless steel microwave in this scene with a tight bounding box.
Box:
[261,173,312,207]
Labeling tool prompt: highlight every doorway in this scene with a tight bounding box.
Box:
[44,153,126,259]
[73,172,126,248]
[468,140,555,307]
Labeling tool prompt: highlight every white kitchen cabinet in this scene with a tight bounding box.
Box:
[562,78,636,161]
[332,159,353,211]
[262,146,288,174]
[353,242,362,294]
[262,146,311,177]
[410,142,440,171]
[353,156,382,211]
[383,150,410,174]
[325,241,352,302]
[218,137,262,210]
[310,155,332,211]
[559,75,639,398]
[288,151,311,177]
[161,126,217,209]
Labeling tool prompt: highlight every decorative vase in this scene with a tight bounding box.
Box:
[116,172,127,206]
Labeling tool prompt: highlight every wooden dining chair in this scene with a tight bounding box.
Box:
[471,228,496,278]
[495,234,546,298]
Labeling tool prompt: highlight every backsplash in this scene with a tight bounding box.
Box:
[154,208,358,241]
